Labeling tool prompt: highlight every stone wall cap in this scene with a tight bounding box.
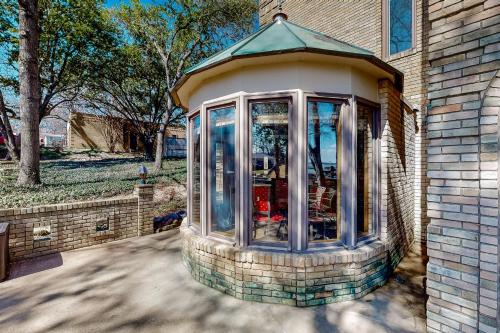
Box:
[0,196,137,216]
[135,184,154,189]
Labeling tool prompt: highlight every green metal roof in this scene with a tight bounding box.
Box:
[186,18,374,74]
[173,17,404,107]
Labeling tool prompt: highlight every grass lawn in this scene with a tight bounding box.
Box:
[0,150,186,214]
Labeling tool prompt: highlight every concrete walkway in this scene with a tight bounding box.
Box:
[0,230,426,333]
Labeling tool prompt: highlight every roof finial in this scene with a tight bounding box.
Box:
[272,0,288,22]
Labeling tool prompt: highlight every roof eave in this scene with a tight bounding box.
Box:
[172,48,404,109]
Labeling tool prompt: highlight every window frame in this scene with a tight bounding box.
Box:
[204,99,240,244]
[187,110,201,232]
[302,95,348,250]
[354,97,382,244]
[383,0,416,59]
[244,92,297,251]
[188,91,381,251]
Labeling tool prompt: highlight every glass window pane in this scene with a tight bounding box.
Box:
[251,101,289,243]
[307,101,340,243]
[357,105,374,238]
[191,115,201,226]
[209,106,236,237]
[389,0,413,55]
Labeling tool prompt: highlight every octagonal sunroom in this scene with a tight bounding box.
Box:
[174,13,414,306]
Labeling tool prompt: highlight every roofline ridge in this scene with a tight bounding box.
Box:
[230,20,276,56]
[284,20,373,55]
[282,20,307,48]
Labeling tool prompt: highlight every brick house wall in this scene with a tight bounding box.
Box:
[379,79,417,268]
[67,111,186,154]
[425,0,500,332]
[0,185,154,262]
[259,0,429,255]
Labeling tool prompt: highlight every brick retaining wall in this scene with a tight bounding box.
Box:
[0,184,154,262]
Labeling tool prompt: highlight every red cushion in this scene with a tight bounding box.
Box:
[254,215,268,222]
[271,214,284,222]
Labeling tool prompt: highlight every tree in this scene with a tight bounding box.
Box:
[17,0,41,186]
[0,0,117,123]
[0,90,19,161]
[83,42,173,160]
[116,0,257,170]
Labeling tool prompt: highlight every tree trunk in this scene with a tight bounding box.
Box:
[154,95,174,171]
[154,124,166,171]
[0,91,20,161]
[142,135,154,161]
[16,0,41,186]
[309,102,325,186]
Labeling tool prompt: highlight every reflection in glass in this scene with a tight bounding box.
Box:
[209,106,236,237]
[357,105,374,238]
[307,101,340,243]
[191,115,201,226]
[389,0,413,55]
[251,101,288,243]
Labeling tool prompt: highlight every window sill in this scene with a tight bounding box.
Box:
[384,48,418,62]
[181,224,387,263]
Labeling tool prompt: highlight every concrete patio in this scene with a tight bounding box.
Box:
[0,229,426,333]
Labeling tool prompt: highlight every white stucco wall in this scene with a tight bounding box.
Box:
[187,61,379,110]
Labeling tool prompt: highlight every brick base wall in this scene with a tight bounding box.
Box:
[0,184,154,261]
[181,224,389,306]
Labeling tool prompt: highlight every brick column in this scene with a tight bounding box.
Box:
[426,1,500,332]
[136,184,154,236]
[378,79,416,269]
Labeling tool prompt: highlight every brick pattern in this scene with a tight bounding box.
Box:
[379,79,417,268]
[181,80,416,306]
[181,224,389,306]
[0,185,154,261]
[425,1,500,332]
[260,0,429,254]
[137,184,155,236]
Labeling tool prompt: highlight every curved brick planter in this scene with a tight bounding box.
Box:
[181,224,390,306]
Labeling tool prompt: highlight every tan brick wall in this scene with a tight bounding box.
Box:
[67,112,128,152]
[259,0,429,254]
[0,185,154,262]
[425,1,500,332]
[379,79,416,267]
[67,112,186,153]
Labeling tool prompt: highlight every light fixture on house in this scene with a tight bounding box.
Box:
[273,0,288,22]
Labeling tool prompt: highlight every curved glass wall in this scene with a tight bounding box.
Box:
[188,94,380,250]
